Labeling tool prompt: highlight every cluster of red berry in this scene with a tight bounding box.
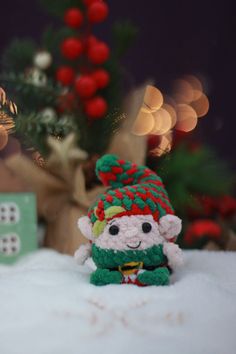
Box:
[56,0,110,119]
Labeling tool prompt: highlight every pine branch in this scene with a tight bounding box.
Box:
[112,21,138,58]
[1,39,36,73]
[0,72,61,112]
[15,112,77,156]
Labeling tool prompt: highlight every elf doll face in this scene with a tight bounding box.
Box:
[95,214,164,251]
[79,213,182,250]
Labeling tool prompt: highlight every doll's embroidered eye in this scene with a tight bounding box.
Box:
[142,222,152,233]
[109,225,119,235]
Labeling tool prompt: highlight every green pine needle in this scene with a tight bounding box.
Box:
[1,39,36,73]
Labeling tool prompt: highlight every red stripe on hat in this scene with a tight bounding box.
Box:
[118,159,125,164]
[106,195,113,203]
[126,167,137,175]
[153,211,159,221]
[112,166,123,174]
[125,189,135,200]
[115,190,123,199]
[135,191,148,200]
[99,172,116,186]
[123,178,133,185]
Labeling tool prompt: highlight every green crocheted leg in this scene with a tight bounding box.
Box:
[137,267,170,286]
[90,268,123,286]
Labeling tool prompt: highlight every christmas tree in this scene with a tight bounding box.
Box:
[0,0,137,156]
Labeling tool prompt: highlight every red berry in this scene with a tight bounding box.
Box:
[92,69,110,89]
[85,96,108,119]
[88,41,110,64]
[75,75,97,98]
[61,37,83,60]
[64,8,83,28]
[82,35,98,53]
[56,66,75,86]
[83,0,100,6]
[86,35,98,47]
[87,1,108,23]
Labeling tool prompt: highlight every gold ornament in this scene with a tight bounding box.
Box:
[0,111,14,132]
[0,125,8,150]
[0,87,7,105]
[0,87,18,149]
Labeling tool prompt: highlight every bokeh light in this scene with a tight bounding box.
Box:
[172,79,195,103]
[162,103,177,128]
[176,104,198,132]
[191,92,209,117]
[152,132,172,156]
[131,76,209,155]
[143,85,163,112]
[152,108,172,135]
[184,75,203,100]
[131,108,155,135]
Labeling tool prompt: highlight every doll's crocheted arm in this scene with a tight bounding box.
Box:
[163,242,184,268]
[75,216,94,264]
[74,243,92,265]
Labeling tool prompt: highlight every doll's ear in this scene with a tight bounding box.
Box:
[78,216,94,241]
[159,214,182,240]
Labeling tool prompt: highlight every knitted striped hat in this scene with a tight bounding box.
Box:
[88,154,174,237]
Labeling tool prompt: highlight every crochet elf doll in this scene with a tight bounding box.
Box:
[75,154,183,286]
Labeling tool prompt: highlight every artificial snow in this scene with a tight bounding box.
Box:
[0,250,236,354]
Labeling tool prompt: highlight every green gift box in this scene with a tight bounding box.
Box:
[0,193,37,264]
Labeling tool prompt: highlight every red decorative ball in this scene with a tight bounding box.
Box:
[92,69,110,89]
[88,42,110,64]
[61,37,83,60]
[85,96,108,119]
[64,8,83,28]
[83,0,100,7]
[56,66,75,86]
[87,1,108,23]
[75,75,97,98]
[184,220,221,246]
[86,35,98,48]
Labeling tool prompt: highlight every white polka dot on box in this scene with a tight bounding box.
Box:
[0,193,37,264]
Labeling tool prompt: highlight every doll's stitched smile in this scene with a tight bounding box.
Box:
[127,241,141,249]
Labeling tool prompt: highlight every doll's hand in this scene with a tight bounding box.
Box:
[74,243,92,265]
[163,242,184,268]
[159,215,182,240]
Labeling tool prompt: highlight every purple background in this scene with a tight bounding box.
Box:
[0,0,235,167]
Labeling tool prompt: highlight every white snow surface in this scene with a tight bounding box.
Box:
[0,250,236,354]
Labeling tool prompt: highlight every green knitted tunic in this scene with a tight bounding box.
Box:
[92,244,168,269]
